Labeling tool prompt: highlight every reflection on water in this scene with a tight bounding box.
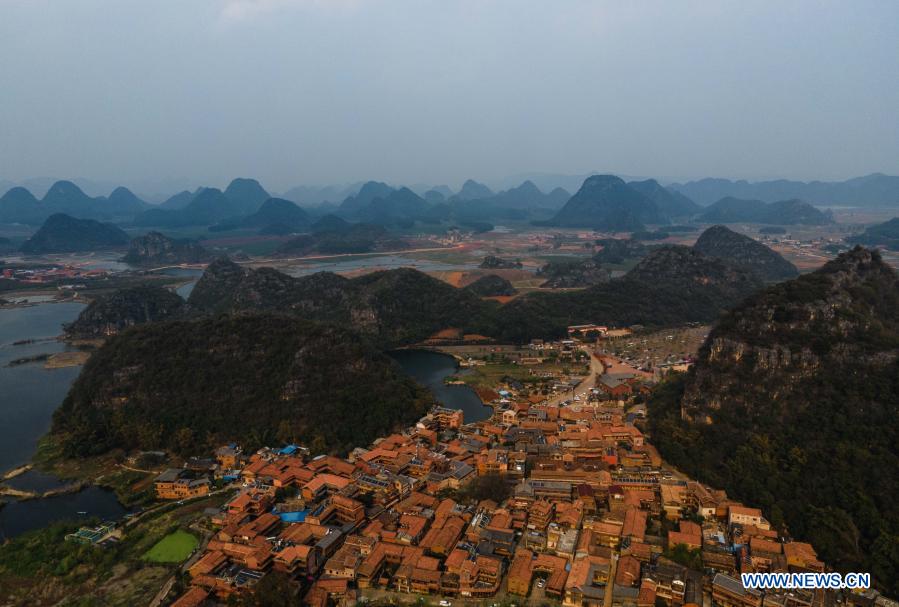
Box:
[0,302,86,473]
[390,350,492,423]
[0,301,128,539]
[4,469,67,493]
[0,486,127,540]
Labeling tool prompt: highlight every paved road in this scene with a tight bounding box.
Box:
[545,348,605,407]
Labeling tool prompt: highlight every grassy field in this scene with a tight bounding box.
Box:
[437,346,588,390]
[142,530,199,563]
[0,497,212,606]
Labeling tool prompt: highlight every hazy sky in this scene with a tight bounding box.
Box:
[1,0,898,192]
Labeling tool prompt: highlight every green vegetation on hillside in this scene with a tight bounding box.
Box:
[491,246,762,341]
[186,247,763,346]
[0,494,227,606]
[64,285,185,338]
[693,224,798,282]
[847,217,899,250]
[52,314,432,457]
[20,213,130,254]
[463,274,517,296]
[537,256,610,288]
[188,259,498,347]
[121,231,210,265]
[549,175,662,230]
[648,248,899,595]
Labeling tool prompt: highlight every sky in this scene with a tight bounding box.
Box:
[1,0,898,193]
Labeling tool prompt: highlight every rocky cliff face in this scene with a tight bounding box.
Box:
[65,286,185,338]
[682,246,899,420]
[122,231,210,266]
[650,247,899,590]
[693,225,798,282]
[626,245,763,299]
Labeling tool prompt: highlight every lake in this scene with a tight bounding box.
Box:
[390,349,492,423]
[0,486,127,541]
[0,302,86,473]
[0,301,125,539]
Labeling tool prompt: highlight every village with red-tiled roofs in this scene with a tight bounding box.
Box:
[162,332,850,607]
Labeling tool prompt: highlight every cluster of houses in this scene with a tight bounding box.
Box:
[0,264,106,285]
[165,354,882,607]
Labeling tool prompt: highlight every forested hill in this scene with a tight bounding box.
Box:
[121,231,211,266]
[51,314,431,457]
[75,241,768,352]
[65,285,184,338]
[20,213,129,254]
[692,225,799,282]
[463,274,517,297]
[648,247,899,594]
[187,259,497,347]
[847,217,899,250]
[549,175,664,230]
[490,246,763,341]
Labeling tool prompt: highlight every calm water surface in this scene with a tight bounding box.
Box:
[390,350,492,423]
[0,302,86,473]
[0,301,125,538]
[0,486,127,540]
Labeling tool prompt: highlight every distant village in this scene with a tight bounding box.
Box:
[77,330,894,607]
[1,263,108,288]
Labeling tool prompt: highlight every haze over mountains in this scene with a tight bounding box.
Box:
[5,171,899,270]
[697,197,832,225]
[3,173,899,232]
[19,213,130,254]
[0,181,148,225]
[670,173,899,207]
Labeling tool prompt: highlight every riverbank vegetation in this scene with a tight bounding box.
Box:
[0,492,228,606]
[32,437,161,508]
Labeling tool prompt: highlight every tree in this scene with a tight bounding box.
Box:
[457,474,511,504]
[173,427,194,455]
[663,544,703,571]
[242,571,295,607]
